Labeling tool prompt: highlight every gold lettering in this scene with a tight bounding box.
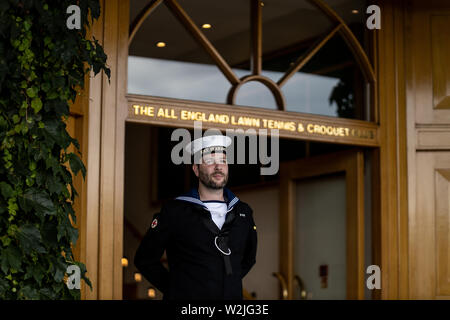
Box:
[169,109,177,119]
[133,105,154,117]
[220,115,229,124]
[298,123,305,132]
[208,113,216,123]
[156,108,177,119]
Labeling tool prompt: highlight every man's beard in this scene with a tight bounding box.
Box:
[198,168,228,189]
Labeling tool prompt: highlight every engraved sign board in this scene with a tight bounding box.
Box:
[127,95,379,147]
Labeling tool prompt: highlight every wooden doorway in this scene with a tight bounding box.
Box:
[278,150,365,299]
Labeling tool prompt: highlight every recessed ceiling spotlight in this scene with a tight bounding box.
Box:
[148,288,156,298]
[352,9,359,14]
[202,23,212,29]
[156,42,166,48]
[134,273,142,282]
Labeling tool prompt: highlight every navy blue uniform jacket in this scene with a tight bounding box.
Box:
[134,188,257,300]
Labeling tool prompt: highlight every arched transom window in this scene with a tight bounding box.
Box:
[128,0,375,121]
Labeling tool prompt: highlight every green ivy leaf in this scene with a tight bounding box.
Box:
[0,182,14,199]
[0,0,107,299]
[31,97,42,113]
[22,189,56,217]
[17,224,47,254]
[0,246,22,274]
[26,87,38,98]
[67,153,86,178]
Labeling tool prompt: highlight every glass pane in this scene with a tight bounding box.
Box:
[295,173,347,300]
[234,81,278,109]
[262,0,334,65]
[128,3,231,103]
[323,0,372,56]
[178,0,251,67]
[263,32,368,119]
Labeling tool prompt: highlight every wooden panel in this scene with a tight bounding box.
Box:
[411,1,450,123]
[411,153,450,299]
[431,15,450,110]
[436,168,450,296]
[68,73,91,299]
[65,115,83,262]
[417,128,450,150]
[407,0,450,300]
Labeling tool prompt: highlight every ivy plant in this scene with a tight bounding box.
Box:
[0,0,109,299]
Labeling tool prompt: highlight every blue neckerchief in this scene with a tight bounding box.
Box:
[175,188,239,212]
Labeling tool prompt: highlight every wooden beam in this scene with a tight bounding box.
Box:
[278,24,342,87]
[250,0,263,75]
[164,0,240,85]
[128,0,163,46]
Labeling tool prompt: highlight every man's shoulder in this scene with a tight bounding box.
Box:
[236,200,253,214]
[161,198,193,211]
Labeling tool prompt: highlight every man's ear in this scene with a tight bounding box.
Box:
[192,164,199,177]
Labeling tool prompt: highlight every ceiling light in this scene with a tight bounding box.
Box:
[121,258,128,267]
[261,2,265,7]
[148,288,156,298]
[156,42,166,48]
[352,9,359,14]
[202,23,211,29]
[134,273,142,282]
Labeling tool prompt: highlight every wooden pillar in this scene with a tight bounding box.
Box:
[376,0,409,299]
[79,0,129,300]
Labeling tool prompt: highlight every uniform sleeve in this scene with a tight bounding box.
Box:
[241,207,257,278]
[134,205,171,294]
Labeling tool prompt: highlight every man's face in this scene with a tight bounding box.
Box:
[193,152,228,189]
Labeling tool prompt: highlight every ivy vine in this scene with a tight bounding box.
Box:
[0,0,109,299]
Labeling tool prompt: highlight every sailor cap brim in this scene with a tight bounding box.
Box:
[185,135,232,155]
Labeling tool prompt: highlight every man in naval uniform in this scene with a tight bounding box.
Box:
[134,134,257,300]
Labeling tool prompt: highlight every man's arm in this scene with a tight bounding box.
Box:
[134,205,170,294]
[241,209,257,278]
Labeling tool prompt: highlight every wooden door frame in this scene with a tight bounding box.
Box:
[279,150,365,299]
[78,0,412,300]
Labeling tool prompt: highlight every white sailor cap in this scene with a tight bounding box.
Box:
[185,135,232,156]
